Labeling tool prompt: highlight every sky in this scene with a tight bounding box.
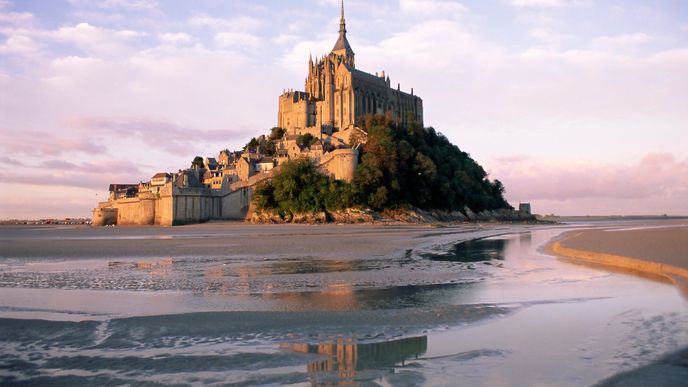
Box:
[0,0,686,218]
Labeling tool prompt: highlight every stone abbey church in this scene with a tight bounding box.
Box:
[278,1,423,136]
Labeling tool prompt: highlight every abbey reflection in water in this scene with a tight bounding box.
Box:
[284,336,428,384]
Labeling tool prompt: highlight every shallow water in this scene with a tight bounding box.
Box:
[0,223,686,386]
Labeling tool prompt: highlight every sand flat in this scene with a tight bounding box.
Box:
[2,221,688,385]
[559,224,688,270]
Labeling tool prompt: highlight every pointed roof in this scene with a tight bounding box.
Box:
[332,0,354,55]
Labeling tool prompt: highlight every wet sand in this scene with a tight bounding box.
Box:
[595,346,688,387]
[2,221,687,385]
[549,222,688,288]
[0,222,503,261]
[550,222,688,387]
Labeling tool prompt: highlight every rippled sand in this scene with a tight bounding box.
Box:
[1,221,687,386]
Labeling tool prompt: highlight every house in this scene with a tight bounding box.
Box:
[236,157,255,181]
[151,172,172,187]
[108,184,138,200]
[204,157,218,171]
[256,157,275,172]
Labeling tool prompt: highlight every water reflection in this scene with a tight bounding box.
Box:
[265,282,474,311]
[284,336,427,385]
[424,237,509,262]
[519,232,532,252]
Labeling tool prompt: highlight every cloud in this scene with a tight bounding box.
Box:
[0,171,136,190]
[36,159,142,174]
[0,129,106,156]
[0,34,39,54]
[52,22,146,56]
[510,0,566,8]
[158,32,193,46]
[0,156,24,166]
[0,11,34,25]
[492,153,688,205]
[65,116,245,154]
[188,14,262,32]
[1,158,144,196]
[214,32,262,49]
[40,160,80,170]
[399,0,468,19]
[592,33,653,46]
[590,33,654,53]
[528,26,573,46]
[67,0,158,11]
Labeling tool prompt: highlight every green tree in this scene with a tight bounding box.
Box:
[244,137,260,151]
[352,115,512,213]
[253,159,353,215]
[191,156,204,169]
[296,133,318,148]
[264,140,277,156]
[269,127,286,141]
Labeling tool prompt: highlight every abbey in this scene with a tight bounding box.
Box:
[278,1,423,136]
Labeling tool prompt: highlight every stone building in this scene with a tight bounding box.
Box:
[278,1,423,136]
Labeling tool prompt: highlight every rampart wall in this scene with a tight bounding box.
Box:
[319,148,358,182]
[92,149,354,226]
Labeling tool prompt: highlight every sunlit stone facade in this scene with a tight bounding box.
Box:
[278,1,423,135]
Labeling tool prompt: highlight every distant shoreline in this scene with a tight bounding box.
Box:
[546,222,688,294]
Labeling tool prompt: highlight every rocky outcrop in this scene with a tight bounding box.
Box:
[249,210,328,224]
[328,208,376,223]
[248,206,535,224]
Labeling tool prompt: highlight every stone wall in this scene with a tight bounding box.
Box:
[112,194,156,226]
[92,207,117,226]
[171,187,216,225]
[220,187,253,220]
[154,195,174,226]
[319,148,358,182]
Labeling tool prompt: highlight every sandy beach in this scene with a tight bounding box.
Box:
[549,221,688,290]
[0,222,494,261]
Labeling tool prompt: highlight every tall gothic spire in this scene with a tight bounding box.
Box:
[339,0,346,34]
[332,0,354,57]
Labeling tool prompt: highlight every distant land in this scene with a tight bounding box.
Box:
[0,218,92,226]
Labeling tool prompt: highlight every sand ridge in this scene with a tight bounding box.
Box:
[548,223,688,294]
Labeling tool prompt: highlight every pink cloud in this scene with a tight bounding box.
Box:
[0,167,142,190]
[0,129,106,156]
[39,159,142,174]
[65,116,246,154]
[0,155,25,166]
[491,152,688,214]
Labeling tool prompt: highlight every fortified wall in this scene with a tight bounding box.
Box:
[92,184,255,227]
[92,148,357,226]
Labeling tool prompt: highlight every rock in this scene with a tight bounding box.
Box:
[328,208,375,223]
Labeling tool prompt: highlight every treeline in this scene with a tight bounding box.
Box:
[254,116,511,215]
